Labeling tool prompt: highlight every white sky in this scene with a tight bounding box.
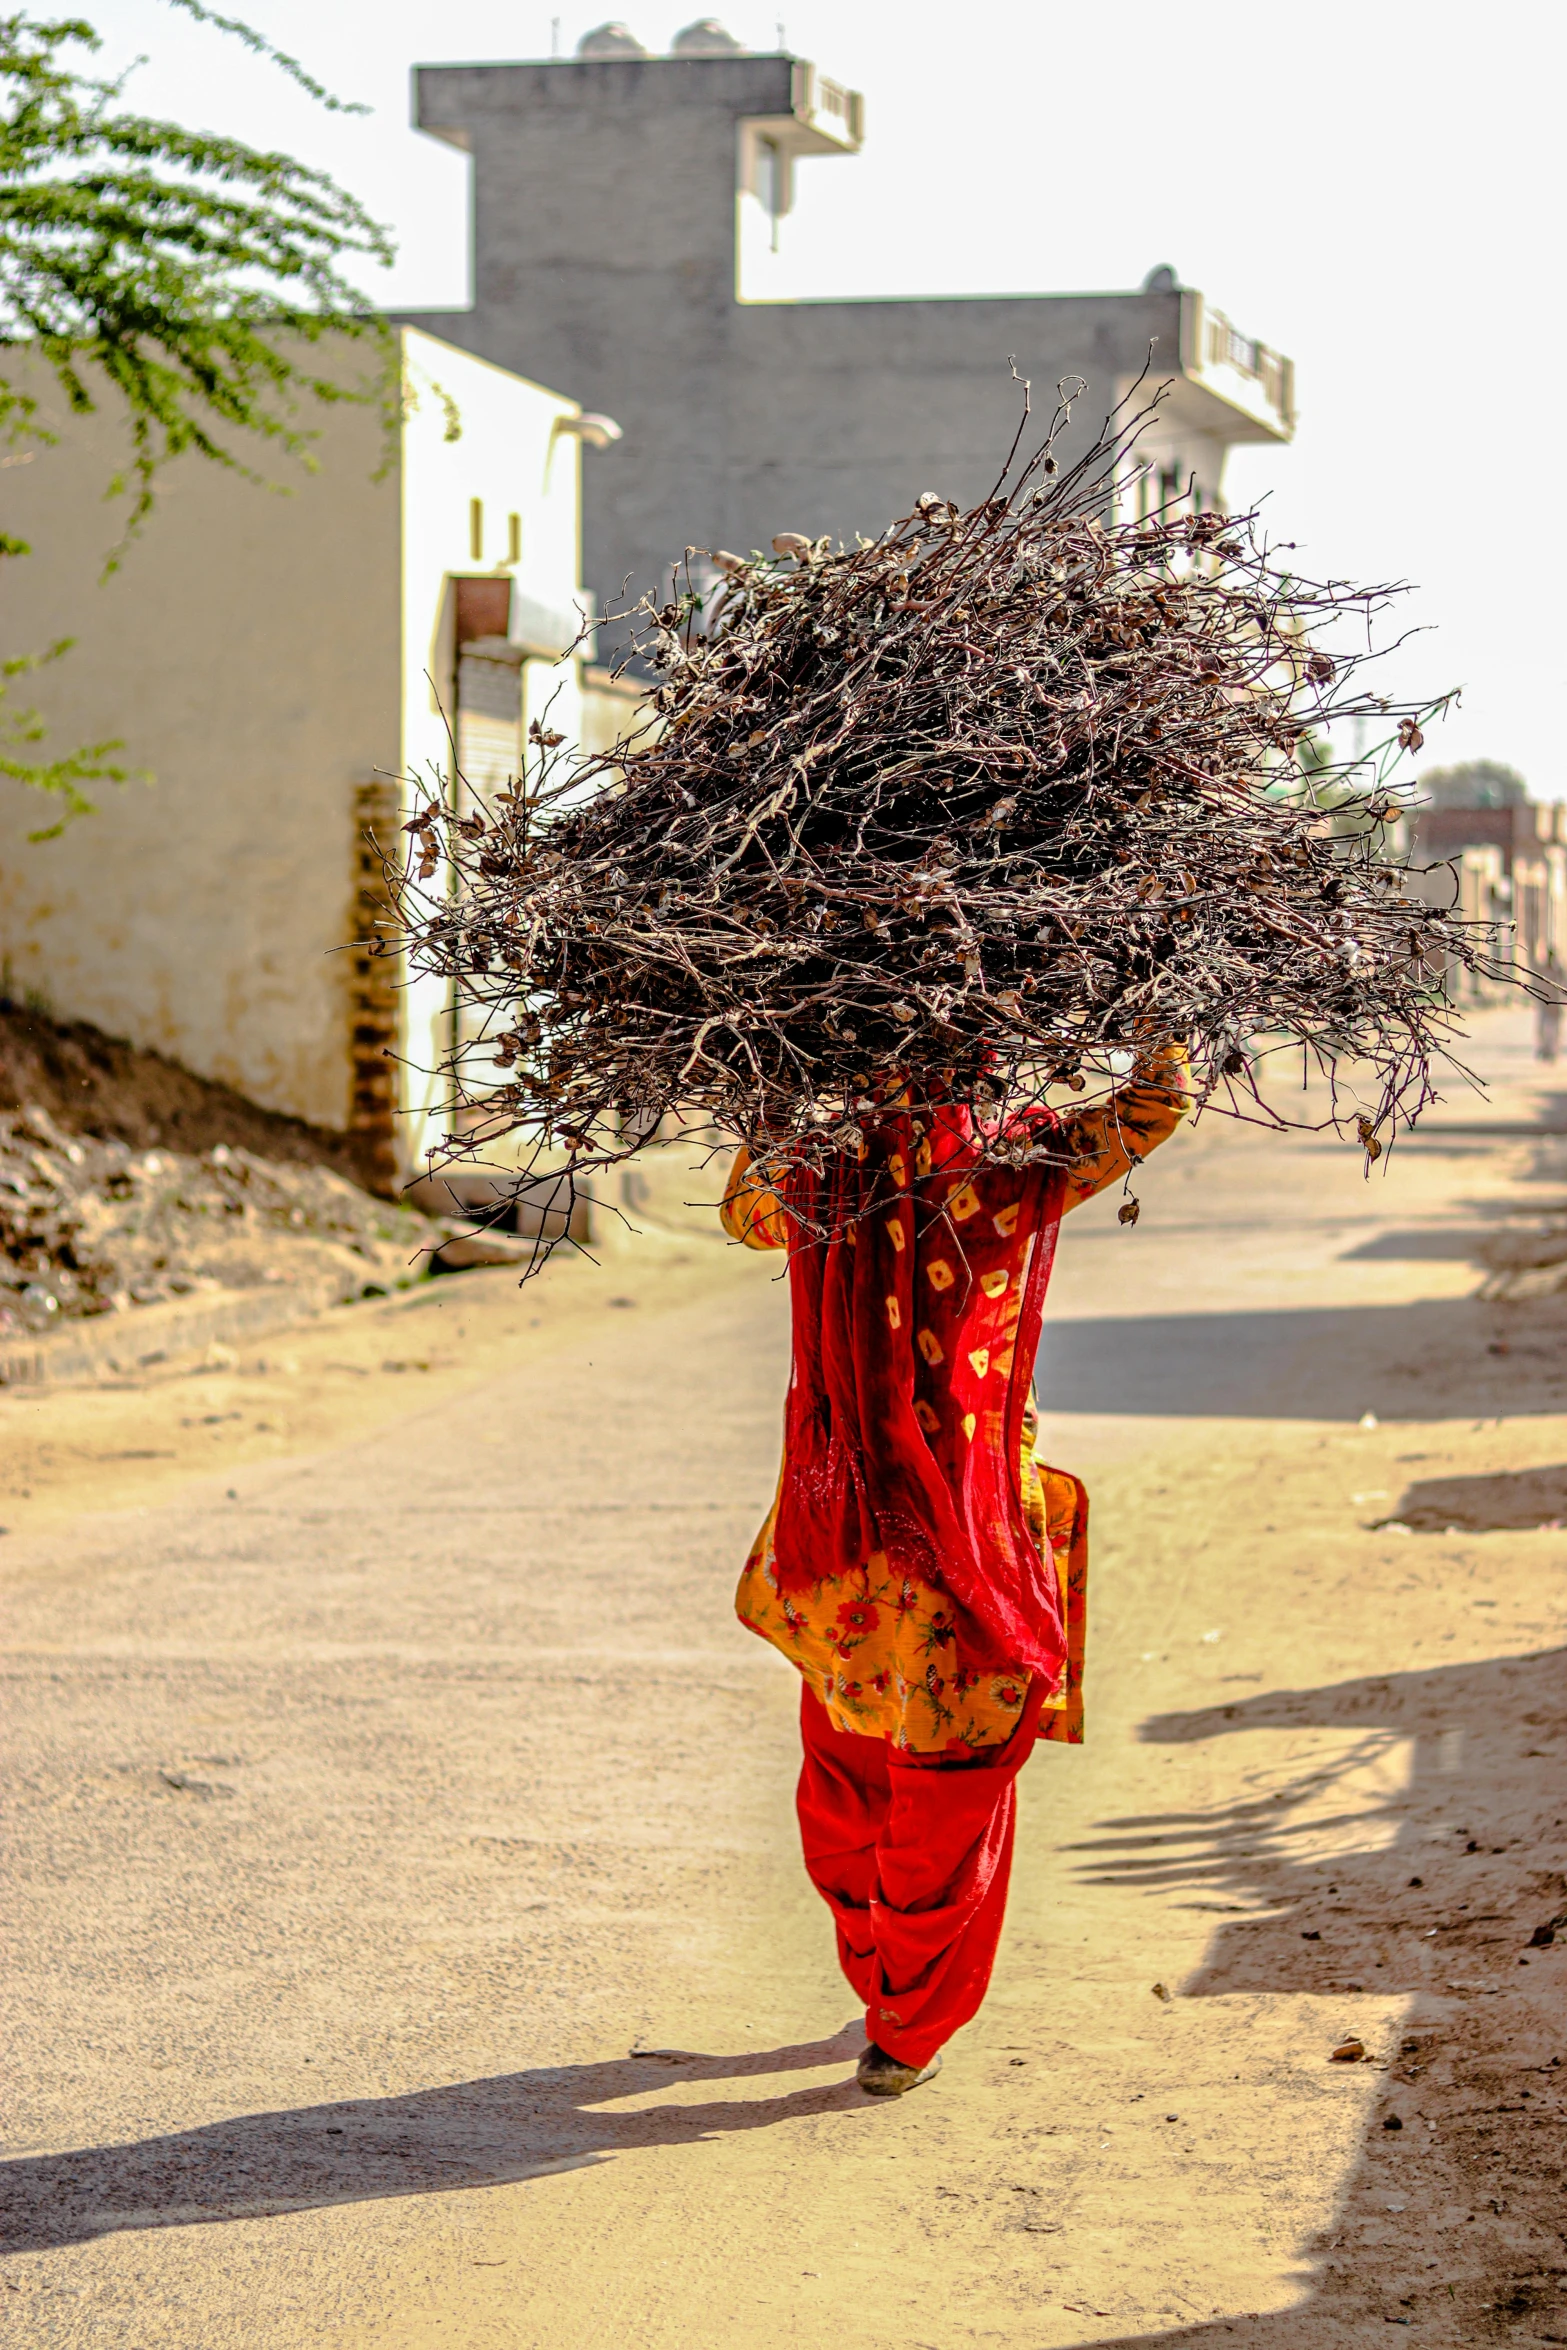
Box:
[85,0,1563,793]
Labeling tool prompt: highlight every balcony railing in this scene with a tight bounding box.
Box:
[787,62,865,150]
[1204,310,1294,427]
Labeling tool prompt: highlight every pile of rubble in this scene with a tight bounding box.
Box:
[0,1101,447,1338]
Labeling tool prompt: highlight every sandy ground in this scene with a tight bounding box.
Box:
[3,1007,1566,2348]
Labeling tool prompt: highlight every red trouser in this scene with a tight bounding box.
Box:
[795,1680,1047,2069]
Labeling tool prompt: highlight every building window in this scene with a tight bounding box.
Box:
[507,512,521,564]
[470,498,483,561]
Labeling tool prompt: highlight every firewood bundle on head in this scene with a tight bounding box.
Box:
[382,382,1502,1252]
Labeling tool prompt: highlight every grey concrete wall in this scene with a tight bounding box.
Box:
[401,54,1193,639]
[719,291,1183,554]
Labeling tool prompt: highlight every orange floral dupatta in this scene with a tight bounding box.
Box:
[772,1110,1069,1688]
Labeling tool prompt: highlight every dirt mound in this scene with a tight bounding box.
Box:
[0,1006,446,1338]
[0,1001,379,1181]
[1477,1215,1567,1299]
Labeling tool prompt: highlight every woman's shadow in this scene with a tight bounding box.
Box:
[0,2027,870,2256]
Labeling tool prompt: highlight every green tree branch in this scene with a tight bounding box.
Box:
[159,0,371,116]
[0,7,396,821]
[0,631,130,836]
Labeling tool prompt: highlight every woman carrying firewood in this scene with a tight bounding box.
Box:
[721,1044,1188,2095]
[387,384,1500,2102]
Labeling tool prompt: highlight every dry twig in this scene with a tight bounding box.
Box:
[377,378,1508,1258]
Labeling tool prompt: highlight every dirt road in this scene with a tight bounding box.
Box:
[3,1010,1566,2347]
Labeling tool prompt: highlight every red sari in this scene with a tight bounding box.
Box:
[724,1054,1188,2063]
[771,1107,1070,1690]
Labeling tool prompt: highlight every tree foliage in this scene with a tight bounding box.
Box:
[0,630,126,834]
[0,6,394,820]
[1417,759,1529,811]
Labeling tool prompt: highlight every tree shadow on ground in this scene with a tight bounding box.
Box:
[1036,1294,1567,1422]
[1381,1463,1567,1532]
[0,2026,873,2256]
[1071,1646,1567,2345]
[8,1661,1566,2341]
[1340,1227,1504,1261]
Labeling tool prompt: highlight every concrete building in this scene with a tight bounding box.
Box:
[1410,770,1567,994]
[0,327,624,1185]
[405,29,1296,642]
[0,30,1298,1204]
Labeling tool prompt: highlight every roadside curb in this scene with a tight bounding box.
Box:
[0,1279,355,1389]
[0,1202,740,1391]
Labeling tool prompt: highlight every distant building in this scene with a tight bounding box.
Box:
[404,28,1295,644]
[0,328,627,1184]
[1417,760,1529,814]
[1410,763,1565,991]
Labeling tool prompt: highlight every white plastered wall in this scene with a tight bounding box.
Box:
[396,329,586,1170]
[0,350,401,1130]
[0,331,591,1153]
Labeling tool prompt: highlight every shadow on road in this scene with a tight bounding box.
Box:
[1069,1646,1567,2344]
[0,2027,873,2257]
[1341,1227,1501,1260]
[6,1665,1565,2342]
[1037,1294,1567,1421]
[1384,1462,1567,1531]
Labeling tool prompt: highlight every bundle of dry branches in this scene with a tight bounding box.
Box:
[379,380,1505,1248]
